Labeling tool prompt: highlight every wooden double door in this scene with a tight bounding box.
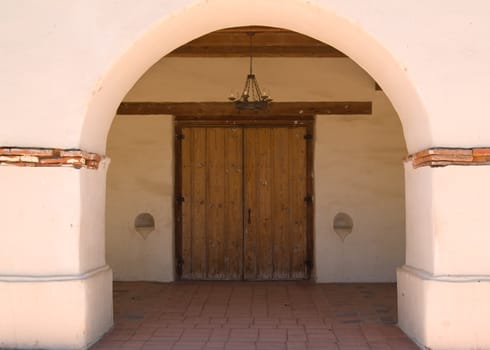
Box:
[175,124,312,280]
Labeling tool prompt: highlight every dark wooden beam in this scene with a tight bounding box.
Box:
[117,102,372,117]
[218,26,293,33]
[168,45,344,57]
[174,115,315,127]
[167,26,346,58]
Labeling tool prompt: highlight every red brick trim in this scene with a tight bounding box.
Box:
[407,147,490,168]
[0,147,103,169]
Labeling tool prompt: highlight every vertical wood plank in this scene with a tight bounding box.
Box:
[244,128,274,280]
[181,128,192,278]
[271,128,291,279]
[190,128,207,279]
[305,124,314,278]
[206,128,226,279]
[224,128,244,279]
[257,128,273,280]
[289,127,308,279]
[243,128,257,280]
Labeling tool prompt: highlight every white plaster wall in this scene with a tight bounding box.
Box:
[107,57,406,282]
[405,165,490,276]
[0,267,112,350]
[106,116,174,281]
[405,165,435,273]
[431,166,490,275]
[3,0,490,154]
[0,168,80,275]
[80,162,110,273]
[398,266,490,349]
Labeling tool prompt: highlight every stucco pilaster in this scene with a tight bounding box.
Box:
[0,160,113,349]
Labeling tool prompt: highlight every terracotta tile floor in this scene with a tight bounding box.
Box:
[91,281,419,350]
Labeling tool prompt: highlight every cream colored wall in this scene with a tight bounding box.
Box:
[106,57,406,282]
[123,58,375,102]
[315,94,406,282]
[106,116,174,281]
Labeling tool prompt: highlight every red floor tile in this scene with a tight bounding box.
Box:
[91,281,417,350]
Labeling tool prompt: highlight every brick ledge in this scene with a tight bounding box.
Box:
[407,147,490,168]
[0,147,103,169]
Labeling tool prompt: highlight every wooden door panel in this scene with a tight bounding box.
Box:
[179,125,309,280]
[206,128,226,279]
[223,128,244,279]
[180,127,243,280]
[244,127,308,280]
[244,128,274,280]
[271,128,291,280]
[181,127,207,279]
[206,127,243,279]
[288,128,308,279]
[243,129,258,279]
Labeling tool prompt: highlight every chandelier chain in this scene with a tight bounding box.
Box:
[228,31,272,110]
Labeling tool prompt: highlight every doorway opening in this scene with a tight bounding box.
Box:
[174,117,314,280]
[105,26,406,284]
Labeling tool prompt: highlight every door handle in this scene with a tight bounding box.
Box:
[248,208,251,224]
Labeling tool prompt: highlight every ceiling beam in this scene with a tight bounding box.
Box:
[117,102,372,117]
[168,45,344,57]
[167,26,346,58]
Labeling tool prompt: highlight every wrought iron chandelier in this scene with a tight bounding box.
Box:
[228,32,272,110]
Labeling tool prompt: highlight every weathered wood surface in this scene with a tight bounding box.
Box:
[117,102,372,116]
[180,128,243,280]
[224,128,244,279]
[272,128,291,279]
[178,125,310,280]
[167,26,346,57]
[243,127,308,280]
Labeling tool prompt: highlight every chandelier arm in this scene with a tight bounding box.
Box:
[243,76,251,101]
[253,76,263,100]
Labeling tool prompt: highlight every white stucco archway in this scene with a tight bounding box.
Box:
[2,1,490,349]
[86,0,427,345]
[82,2,490,345]
[81,0,430,155]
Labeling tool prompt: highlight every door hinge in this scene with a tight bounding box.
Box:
[305,259,313,270]
[304,134,313,140]
[304,195,313,203]
[176,133,185,140]
[176,195,185,204]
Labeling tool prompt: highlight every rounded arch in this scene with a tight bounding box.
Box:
[81,0,429,154]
